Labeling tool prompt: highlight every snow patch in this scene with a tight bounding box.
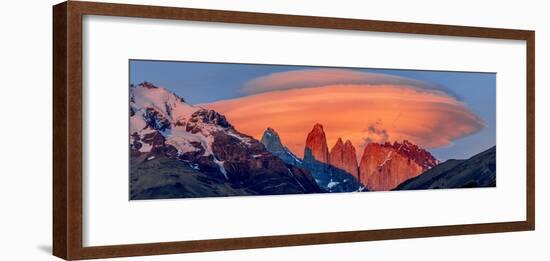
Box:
[165,137,200,154]
[379,151,393,167]
[227,130,253,145]
[287,168,305,191]
[213,157,228,180]
[132,84,199,124]
[287,151,303,164]
[165,127,203,154]
[327,180,340,189]
[130,113,147,134]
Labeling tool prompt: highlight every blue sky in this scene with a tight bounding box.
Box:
[130,59,496,161]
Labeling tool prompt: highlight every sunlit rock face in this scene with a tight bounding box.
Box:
[358,141,438,191]
[304,123,330,164]
[301,124,362,192]
[329,138,359,179]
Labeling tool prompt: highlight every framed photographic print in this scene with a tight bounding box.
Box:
[53,1,535,260]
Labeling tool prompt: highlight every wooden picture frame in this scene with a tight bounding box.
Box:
[53,1,535,260]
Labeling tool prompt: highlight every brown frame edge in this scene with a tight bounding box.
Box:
[53,1,535,260]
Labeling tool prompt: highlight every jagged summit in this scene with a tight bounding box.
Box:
[379,139,438,170]
[261,128,302,166]
[304,123,330,164]
[139,81,158,89]
[262,127,280,140]
[265,127,277,133]
[359,140,438,191]
[334,138,344,147]
[312,123,324,131]
[130,82,196,129]
[330,138,359,179]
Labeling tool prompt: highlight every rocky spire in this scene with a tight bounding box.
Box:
[261,127,302,166]
[304,123,330,164]
[343,140,359,178]
[261,128,283,151]
[329,138,344,164]
[329,138,358,178]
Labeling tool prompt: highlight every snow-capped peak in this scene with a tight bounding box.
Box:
[129,82,244,179]
[131,82,199,125]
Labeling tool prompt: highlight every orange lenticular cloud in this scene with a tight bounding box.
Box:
[241,68,459,99]
[200,84,486,159]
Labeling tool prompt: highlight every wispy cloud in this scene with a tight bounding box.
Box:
[363,120,389,146]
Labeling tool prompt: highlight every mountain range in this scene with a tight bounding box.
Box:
[129,82,496,199]
[268,123,438,191]
[129,82,321,199]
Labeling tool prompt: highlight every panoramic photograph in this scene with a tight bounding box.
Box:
[129,60,496,200]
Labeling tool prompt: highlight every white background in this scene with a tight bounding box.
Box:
[0,0,547,260]
[84,15,526,246]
